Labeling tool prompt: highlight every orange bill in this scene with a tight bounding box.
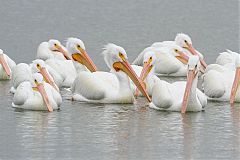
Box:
[56,45,72,60]
[0,54,11,76]
[37,83,53,112]
[175,51,189,65]
[135,60,152,96]
[39,68,59,92]
[113,60,151,102]
[72,50,98,72]
[186,43,207,69]
[181,69,197,113]
[230,67,240,105]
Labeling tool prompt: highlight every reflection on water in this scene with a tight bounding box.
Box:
[0,82,240,159]
[0,0,239,159]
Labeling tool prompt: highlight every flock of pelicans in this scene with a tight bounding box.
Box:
[0,33,239,113]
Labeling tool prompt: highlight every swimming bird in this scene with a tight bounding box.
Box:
[37,39,77,88]
[45,38,98,87]
[12,73,62,111]
[10,59,60,93]
[0,49,16,80]
[203,54,240,103]
[71,43,151,103]
[151,33,207,70]
[66,37,98,73]
[131,51,159,97]
[149,56,207,112]
[132,45,189,76]
[37,39,71,60]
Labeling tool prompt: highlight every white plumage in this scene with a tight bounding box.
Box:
[215,50,239,66]
[45,59,76,87]
[132,45,188,76]
[45,37,100,88]
[37,39,71,60]
[132,33,207,76]
[203,53,240,102]
[10,59,60,93]
[12,73,62,111]
[131,51,159,96]
[149,56,207,112]
[71,43,150,103]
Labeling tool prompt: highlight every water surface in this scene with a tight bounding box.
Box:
[0,0,239,159]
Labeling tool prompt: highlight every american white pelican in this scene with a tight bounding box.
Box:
[12,73,62,111]
[37,39,77,88]
[66,37,98,73]
[45,37,98,87]
[71,43,151,103]
[131,51,159,97]
[132,45,189,76]
[149,56,207,112]
[10,59,60,93]
[203,54,240,103]
[0,49,16,80]
[37,39,71,60]
[151,33,207,70]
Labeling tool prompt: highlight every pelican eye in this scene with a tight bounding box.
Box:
[150,57,152,59]
[77,44,81,48]
[37,64,40,67]
[119,52,124,58]
[174,49,178,52]
[34,79,37,83]
[54,43,57,46]
[184,40,187,43]
[195,64,197,68]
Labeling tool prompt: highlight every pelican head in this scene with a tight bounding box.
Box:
[181,55,200,113]
[169,45,189,65]
[0,49,11,76]
[102,43,151,102]
[139,51,156,82]
[134,51,156,97]
[175,33,192,49]
[48,39,71,60]
[32,73,53,112]
[32,59,59,91]
[67,37,97,72]
[175,33,207,69]
[230,54,240,104]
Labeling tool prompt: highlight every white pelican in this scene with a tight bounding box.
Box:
[45,38,98,87]
[132,51,159,97]
[71,43,151,103]
[202,54,240,103]
[149,56,207,112]
[37,39,77,88]
[66,37,98,73]
[12,73,62,111]
[151,33,207,70]
[10,59,60,93]
[0,49,16,80]
[132,44,189,76]
[37,39,71,60]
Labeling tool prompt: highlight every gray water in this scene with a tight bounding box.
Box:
[0,0,239,159]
